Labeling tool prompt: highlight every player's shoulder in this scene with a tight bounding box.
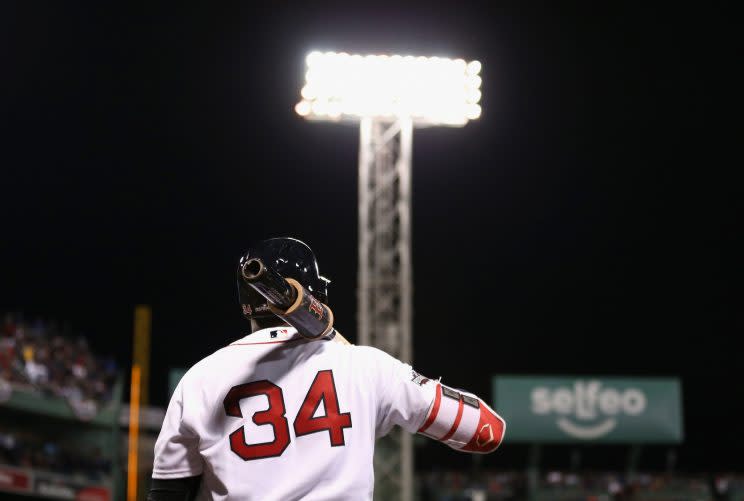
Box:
[175,332,260,383]
[174,346,228,386]
[348,344,391,359]
[346,344,402,370]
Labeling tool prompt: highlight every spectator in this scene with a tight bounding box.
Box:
[0,312,119,409]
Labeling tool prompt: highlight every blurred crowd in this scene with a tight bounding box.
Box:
[0,430,111,481]
[418,470,525,500]
[537,470,713,501]
[0,312,119,409]
[417,469,744,501]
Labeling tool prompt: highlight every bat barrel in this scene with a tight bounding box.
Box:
[276,278,335,339]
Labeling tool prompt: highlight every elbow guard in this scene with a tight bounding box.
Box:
[417,383,506,453]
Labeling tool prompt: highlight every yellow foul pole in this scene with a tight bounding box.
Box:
[127,364,141,501]
[128,305,151,501]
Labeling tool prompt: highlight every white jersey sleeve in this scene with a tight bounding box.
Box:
[371,347,437,437]
[152,378,203,479]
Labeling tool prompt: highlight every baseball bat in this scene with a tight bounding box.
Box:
[240,257,351,345]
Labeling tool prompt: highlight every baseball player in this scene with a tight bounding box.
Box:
[148,237,505,500]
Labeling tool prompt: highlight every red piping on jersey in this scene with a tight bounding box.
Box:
[440,397,464,442]
[418,384,442,433]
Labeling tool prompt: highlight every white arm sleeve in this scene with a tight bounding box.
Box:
[152,379,203,479]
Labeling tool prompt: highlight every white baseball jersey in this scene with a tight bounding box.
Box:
[152,327,505,500]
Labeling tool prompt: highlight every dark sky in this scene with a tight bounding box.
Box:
[1,2,739,472]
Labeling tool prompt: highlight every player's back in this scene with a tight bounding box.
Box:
[153,327,427,501]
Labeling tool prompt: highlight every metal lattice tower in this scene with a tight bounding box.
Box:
[358,117,414,501]
[295,51,483,501]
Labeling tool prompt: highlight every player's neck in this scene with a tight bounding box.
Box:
[250,317,288,333]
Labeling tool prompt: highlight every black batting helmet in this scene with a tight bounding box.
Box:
[237,237,330,319]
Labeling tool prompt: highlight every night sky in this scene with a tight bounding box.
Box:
[1,2,739,472]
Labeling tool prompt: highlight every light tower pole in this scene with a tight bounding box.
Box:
[296,51,482,501]
[357,116,413,501]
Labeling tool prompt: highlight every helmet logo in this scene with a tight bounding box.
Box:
[241,304,252,315]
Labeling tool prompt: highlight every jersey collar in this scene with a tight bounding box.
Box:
[231,327,301,345]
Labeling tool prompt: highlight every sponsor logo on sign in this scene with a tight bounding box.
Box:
[31,472,109,501]
[77,486,110,501]
[0,466,31,492]
[531,380,647,439]
[37,482,76,499]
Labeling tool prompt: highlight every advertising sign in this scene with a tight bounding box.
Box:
[0,465,31,493]
[0,466,110,501]
[493,376,683,443]
[33,470,110,501]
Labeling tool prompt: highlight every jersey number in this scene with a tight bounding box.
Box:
[223,370,352,461]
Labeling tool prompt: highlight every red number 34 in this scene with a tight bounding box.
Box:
[223,370,352,461]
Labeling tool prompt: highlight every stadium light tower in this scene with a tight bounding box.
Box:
[296,51,482,501]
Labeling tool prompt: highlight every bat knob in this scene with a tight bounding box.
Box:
[241,258,264,281]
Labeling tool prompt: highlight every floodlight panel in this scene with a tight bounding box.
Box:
[296,52,482,126]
